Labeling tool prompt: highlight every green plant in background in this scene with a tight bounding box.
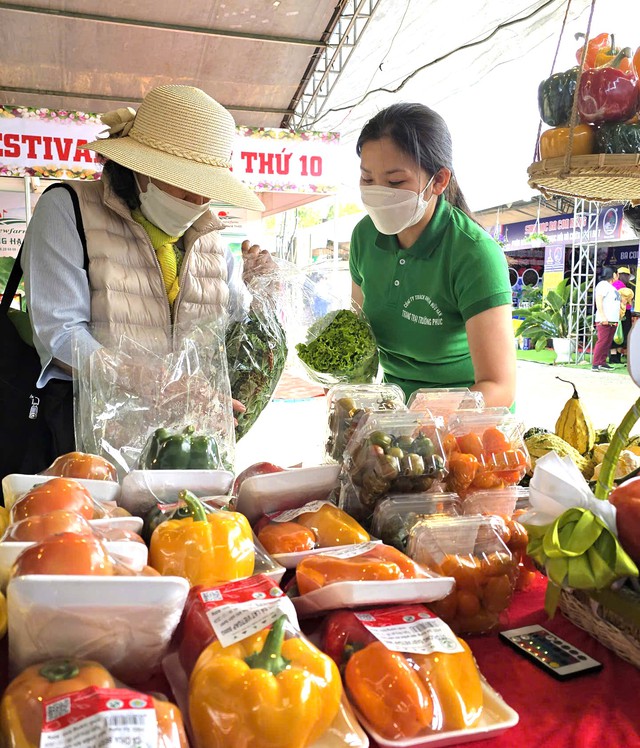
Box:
[515,279,571,350]
[526,231,550,245]
[519,285,543,306]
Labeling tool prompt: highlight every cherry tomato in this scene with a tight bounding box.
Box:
[481,428,511,454]
[456,433,484,459]
[483,574,513,613]
[446,453,479,493]
[456,589,481,617]
[442,434,460,457]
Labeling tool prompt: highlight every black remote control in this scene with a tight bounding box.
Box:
[499,625,602,680]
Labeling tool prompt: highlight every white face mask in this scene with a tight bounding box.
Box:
[135,175,211,237]
[360,175,436,235]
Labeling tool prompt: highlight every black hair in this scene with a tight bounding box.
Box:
[101,160,140,211]
[356,102,475,220]
[600,266,615,281]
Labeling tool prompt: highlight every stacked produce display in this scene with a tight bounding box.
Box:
[1,374,640,747]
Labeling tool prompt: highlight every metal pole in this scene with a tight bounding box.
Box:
[23,175,32,225]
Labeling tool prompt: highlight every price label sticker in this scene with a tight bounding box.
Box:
[206,597,296,648]
[319,540,380,559]
[268,500,332,522]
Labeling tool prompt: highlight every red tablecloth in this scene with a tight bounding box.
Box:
[387,575,640,748]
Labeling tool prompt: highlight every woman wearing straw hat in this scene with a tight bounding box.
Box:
[20,85,273,459]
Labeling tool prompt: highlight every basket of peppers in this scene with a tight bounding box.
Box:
[528,13,640,203]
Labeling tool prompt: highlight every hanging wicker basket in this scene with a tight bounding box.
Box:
[528,0,640,204]
[528,153,640,204]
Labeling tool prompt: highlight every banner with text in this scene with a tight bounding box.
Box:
[542,244,565,297]
[0,107,340,194]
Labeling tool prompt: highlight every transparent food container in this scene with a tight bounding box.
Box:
[407,387,484,426]
[443,410,529,497]
[343,411,447,520]
[325,383,406,463]
[371,493,462,552]
[407,515,517,634]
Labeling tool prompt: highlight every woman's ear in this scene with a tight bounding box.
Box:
[431,167,451,196]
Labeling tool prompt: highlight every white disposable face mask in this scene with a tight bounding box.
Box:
[135,175,211,237]
[360,175,436,235]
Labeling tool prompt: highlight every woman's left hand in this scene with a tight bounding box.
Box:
[232,399,246,426]
[242,240,277,278]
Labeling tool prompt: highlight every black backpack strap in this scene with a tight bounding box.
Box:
[0,183,88,316]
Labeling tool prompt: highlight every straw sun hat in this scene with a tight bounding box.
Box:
[81,85,265,212]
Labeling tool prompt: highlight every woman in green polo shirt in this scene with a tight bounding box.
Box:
[350,102,515,407]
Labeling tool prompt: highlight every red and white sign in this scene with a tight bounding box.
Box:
[0,106,340,194]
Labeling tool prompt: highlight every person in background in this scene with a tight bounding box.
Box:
[21,84,273,466]
[349,102,515,406]
[610,266,634,363]
[592,266,621,372]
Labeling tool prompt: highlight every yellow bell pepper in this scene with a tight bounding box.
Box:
[189,615,342,748]
[411,638,483,731]
[149,490,254,586]
[296,503,370,547]
[0,658,116,747]
[539,125,595,159]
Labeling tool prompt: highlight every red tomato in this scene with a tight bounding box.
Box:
[41,451,117,482]
[12,532,114,576]
[11,478,96,523]
[4,510,93,542]
[608,478,640,564]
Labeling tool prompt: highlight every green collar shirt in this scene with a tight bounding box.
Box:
[349,197,512,399]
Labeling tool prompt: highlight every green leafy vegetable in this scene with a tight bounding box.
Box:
[226,304,287,440]
[296,309,378,385]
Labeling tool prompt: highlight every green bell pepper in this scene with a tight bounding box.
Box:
[538,66,579,127]
[141,425,220,470]
[595,123,640,154]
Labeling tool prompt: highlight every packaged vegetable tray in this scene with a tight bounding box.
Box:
[371,493,462,552]
[342,411,447,521]
[325,383,406,462]
[444,409,529,496]
[407,515,517,635]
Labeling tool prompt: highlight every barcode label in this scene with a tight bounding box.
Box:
[105,714,147,726]
[362,616,463,655]
[268,500,332,522]
[319,540,380,559]
[200,589,224,603]
[45,698,71,723]
[207,597,297,647]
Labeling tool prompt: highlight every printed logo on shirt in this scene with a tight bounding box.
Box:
[401,294,443,326]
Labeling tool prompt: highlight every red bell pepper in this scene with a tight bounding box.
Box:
[577,49,638,124]
[575,31,610,69]
[608,477,640,565]
[232,461,285,495]
[321,610,377,669]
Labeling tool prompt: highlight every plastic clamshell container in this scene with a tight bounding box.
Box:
[163,651,370,748]
[2,473,121,510]
[343,411,447,516]
[119,469,234,516]
[253,533,286,584]
[355,680,518,748]
[0,538,148,590]
[90,516,144,534]
[235,464,341,525]
[407,388,484,423]
[272,538,382,570]
[371,493,463,551]
[292,576,455,618]
[461,488,521,518]
[325,383,407,462]
[7,574,189,683]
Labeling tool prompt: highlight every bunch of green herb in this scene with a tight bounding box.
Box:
[296,309,378,385]
[226,302,287,440]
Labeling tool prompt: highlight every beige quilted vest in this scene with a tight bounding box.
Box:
[68,176,229,353]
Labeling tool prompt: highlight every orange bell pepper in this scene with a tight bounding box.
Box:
[594,35,634,75]
[296,543,424,595]
[345,641,433,739]
[11,532,115,577]
[575,31,610,68]
[295,504,370,547]
[152,695,189,748]
[634,46,640,79]
[0,658,116,747]
[539,125,595,159]
[257,521,316,554]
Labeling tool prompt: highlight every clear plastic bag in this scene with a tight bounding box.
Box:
[226,267,288,440]
[444,409,530,496]
[341,411,447,524]
[406,515,517,634]
[295,304,379,386]
[73,316,235,476]
[325,383,406,462]
[371,493,462,552]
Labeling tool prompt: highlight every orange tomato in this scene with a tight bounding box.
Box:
[429,592,458,621]
[4,510,93,542]
[12,532,114,576]
[446,453,479,493]
[456,433,484,459]
[481,428,511,454]
[456,589,481,618]
[442,434,460,456]
[41,451,117,482]
[11,478,97,523]
[469,468,504,491]
[483,574,513,613]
